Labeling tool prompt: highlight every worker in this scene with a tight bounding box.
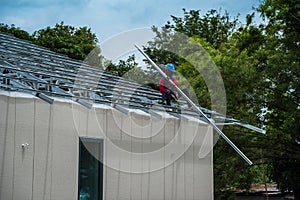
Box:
[158,63,178,106]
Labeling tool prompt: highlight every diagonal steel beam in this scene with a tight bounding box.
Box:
[135,44,253,165]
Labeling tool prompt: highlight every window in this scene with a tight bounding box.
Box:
[78,137,103,200]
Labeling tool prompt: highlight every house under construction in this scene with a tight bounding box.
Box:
[0,33,263,200]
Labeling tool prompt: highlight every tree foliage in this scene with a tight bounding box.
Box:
[144,3,299,198]
[32,21,98,60]
[105,55,138,77]
[0,23,33,41]
[165,9,239,49]
[0,22,99,61]
[257,0,300,198]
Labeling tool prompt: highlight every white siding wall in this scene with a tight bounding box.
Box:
[0,95,14,200]
[32,100,52,200]
[0,92,213,200]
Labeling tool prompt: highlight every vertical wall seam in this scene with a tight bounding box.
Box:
[0,96,9,198]
[147,116,152,200]
[31,99,36,200]
[210,126,214,199]
[12,97,16,200]
[183,122,186,200]
[116,112,122,200]
[140,116,143,200]
[130,113,132,200]
[141,116,145,200]
[42,103,51,199]
[172,120,176,200]
[192,122,195,200]
[163,120,166,200]
[104,109,107,200]
[49,104,53,200]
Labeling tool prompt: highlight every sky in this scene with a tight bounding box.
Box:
[1,0,262,42]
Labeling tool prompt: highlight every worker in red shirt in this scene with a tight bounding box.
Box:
[158,63,178,106]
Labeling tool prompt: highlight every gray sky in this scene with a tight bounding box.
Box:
[1,0,261,41]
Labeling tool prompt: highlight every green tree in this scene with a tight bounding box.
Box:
[105,55,138,77]
[0,23,32,41]
[144,8,269,199]
[212,24,268,198]
[165,9,239,49]
[257,0,300,197]
[32,21,98,60]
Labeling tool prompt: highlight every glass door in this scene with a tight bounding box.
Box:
[78,138,103,200]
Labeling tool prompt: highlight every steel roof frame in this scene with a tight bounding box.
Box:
[0,33,265,141]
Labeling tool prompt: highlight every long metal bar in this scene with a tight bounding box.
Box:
[135,44,253,165]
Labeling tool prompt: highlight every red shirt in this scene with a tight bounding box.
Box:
[158,76,178,94]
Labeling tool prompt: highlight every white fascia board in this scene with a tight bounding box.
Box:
[128,108,151,117]
[114,104,151,117]
[180,114,209,125]
[0,90,35,98]
[93,103,112,109]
